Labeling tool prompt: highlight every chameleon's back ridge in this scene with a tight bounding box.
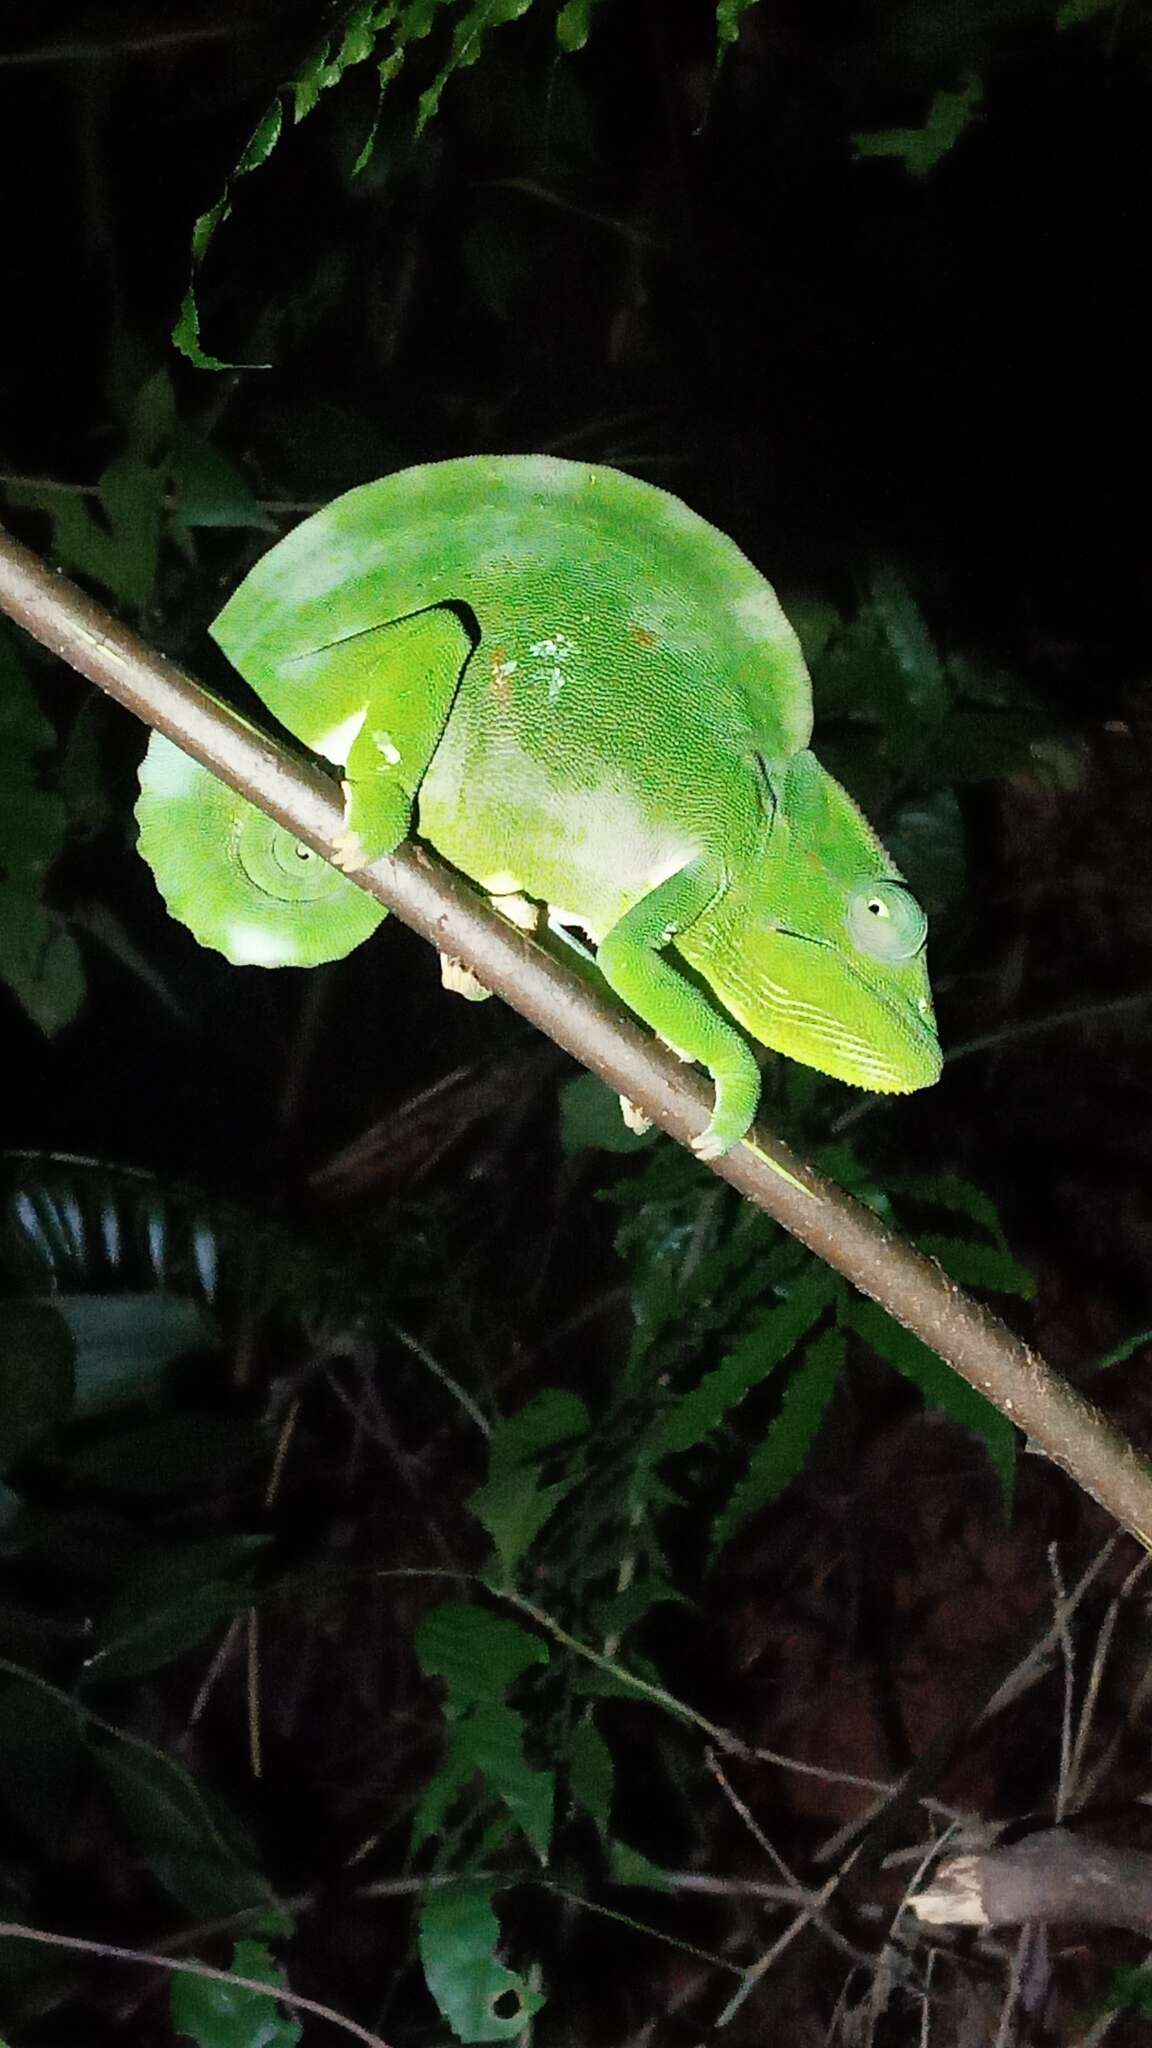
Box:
[210,457,815,764]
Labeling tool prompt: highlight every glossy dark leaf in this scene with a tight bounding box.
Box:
[0,1301,75,1472]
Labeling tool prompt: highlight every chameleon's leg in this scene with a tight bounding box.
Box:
[323,607,473,871]
[597,857,762,1159]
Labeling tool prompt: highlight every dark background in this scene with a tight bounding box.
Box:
[2,1,1152,2042]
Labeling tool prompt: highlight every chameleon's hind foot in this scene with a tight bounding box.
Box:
[332,801,366,874]
[440,954,492,1003]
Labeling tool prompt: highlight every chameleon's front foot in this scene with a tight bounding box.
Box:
[334,773,411,875]
[688,1044,762,1160]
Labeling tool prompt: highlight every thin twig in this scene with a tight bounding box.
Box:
[1073,1552,1152,1806]
[0,23,260,65]
[714,1852,860,2027]
[1048,1545,1075,1821]
[704,1751,870,1966]
[0,1920,391,2047]
[994,1925,1033,2048]
[4,524,1152,1547]
[976,1536,1121,1728]
[387,1319,492,1437]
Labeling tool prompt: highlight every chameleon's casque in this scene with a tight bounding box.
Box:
[136,456,941,1155]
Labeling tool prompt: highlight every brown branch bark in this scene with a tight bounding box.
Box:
[912,1830,1152,1939]
[3,520,1152,1548]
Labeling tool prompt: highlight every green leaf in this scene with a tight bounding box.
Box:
[86,1534,268,1680]
[410,1740,477,1855]
[167,425,276,532]
[716,0,760,45]
[470,1390,589,1575]
[0,620,54,753]
[419,1887,545,2043]
[416,1602,548,1707]
[7,451,165,612]
[171,1938,301,2048]
[173,286,235,373]
[605,1839,670,1888]
[1056,0,1121,24]
[96,1740,271,1917]
[847,1298,1016,1503]
[415,1605,553,1857]
[882,789,967,915]
[711,1325,845,1554]
[0,1301,76,1473]
[648,1264,835,1457]
[0,1678,82,1838]
[452,1702,554,1859]
[1099,1964,1152,2017]
[868,567,949,727]
[130,367,178,459]
[884,1170,1003,1235]
[567,1715,614,1833]
[60,1414,267,1494]
[175,2,412,364]
[1085,1326,1152,1377]
[853,72,984,179]
[50,1292,215,1418]
[917,1233,1035,1300]
[469,1469,581,1580]
[920,710,1045,783]
[488,1389,589,1472]
[559,1073,658,1153]
[417,0,537,132]
[0,626,86,1034]
[555,0,603,52]
[0,890,85,1035]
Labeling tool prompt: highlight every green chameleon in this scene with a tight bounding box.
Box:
[136,455,941,1157]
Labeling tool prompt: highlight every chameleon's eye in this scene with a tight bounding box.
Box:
[846,882,926,964]
[235,817,345,906]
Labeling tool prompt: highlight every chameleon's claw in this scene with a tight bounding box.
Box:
[690,1126,729,1162]
[440,954,492,1003]
[331,828,366,873]
[618,1096,653,1137]
[331,783,366,871]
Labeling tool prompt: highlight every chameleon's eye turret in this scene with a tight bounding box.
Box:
[846,882,927,965]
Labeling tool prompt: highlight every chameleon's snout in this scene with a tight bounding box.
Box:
[874,998,943,1093]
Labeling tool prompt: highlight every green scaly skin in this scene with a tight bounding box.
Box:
[136,456,941,1156]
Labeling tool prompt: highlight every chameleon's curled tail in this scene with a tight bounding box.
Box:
[135,733,386,968]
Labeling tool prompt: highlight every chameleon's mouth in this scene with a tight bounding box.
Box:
[702,928,942,1094]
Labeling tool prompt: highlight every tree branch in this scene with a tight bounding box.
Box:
[912,1829,1152,1939]
[3,519,1152,1549]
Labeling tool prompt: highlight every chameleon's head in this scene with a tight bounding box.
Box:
[682,751,942,1094]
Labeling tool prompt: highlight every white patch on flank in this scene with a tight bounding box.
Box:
[314,707,368,766]
[480,870,523,896]
[543,779,698,934]
[372,729,402,765]
[491,657,518,685]
[227,921,298,966]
